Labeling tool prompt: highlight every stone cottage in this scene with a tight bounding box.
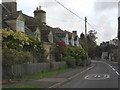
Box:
[1,0,82,62]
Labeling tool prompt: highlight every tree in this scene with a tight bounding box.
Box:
[80,30,97,59]
[96,39,118,60]
[87,30,97,58]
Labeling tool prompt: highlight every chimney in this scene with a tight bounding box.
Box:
[34,5,46,24]
[72,31,77,35]
[2,0,17,13]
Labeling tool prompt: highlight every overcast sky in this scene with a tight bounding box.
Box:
[1,0,119,45]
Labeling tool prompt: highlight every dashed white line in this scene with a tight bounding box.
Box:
[115,71,120,76]
[112,67,116,71]
[102,62,120,76]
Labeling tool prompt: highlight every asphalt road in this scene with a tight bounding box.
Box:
[59,60,119,88]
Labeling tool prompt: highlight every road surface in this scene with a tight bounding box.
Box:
[59,60,119,88]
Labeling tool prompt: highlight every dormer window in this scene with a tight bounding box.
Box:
[34,27,41,40]
[16,20,25,32]
[35,33,40,38]
[65,33,69,45]
[48,31,53,43]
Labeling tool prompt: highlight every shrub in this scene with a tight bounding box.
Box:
[63,46,87,66]
[2,29,45,63]
[63,56,76,68]
[76,58,82,66]
[16,51,33,64]
[2,48,33,66]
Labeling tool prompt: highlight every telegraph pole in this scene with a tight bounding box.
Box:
[118,2,120,64]
[85,17,87,38]
[85,17,88,60]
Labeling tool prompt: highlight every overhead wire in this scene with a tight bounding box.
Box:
[54,0,85,21]
[54,0,106,39]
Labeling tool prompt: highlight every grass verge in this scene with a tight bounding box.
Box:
[10,68,71,81]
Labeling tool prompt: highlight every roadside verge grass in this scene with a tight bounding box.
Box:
[12,68,71,81]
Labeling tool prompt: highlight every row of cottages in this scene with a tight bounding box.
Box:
[1,0,81,61]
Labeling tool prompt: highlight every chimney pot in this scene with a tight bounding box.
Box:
[39,6,41,10]
[72,31,77,35]
[36,7,38,10]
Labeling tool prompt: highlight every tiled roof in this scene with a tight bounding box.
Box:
[25,27,35,37]
[3,11,20,20]
[23,14,40,26]
[2,8,80,44]
[54,32,66,38]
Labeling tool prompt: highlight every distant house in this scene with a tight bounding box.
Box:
[72,31,80,46]
[109,49,118,61]
[101,52,108,60]
[41,29,53,43]
[55,31,69,45]
[68,32,74,46]
[67,31,80,47]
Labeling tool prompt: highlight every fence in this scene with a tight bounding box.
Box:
[2,61,67,79]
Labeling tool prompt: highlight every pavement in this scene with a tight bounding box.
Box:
[2,64,94,88]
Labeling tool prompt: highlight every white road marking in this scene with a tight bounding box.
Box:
[106,74,110,78]
[98,75,101,78]
[101,61,120,76]
[108,65,119,76]
[49,65,95,88]
[112,68,116,71]
[84,75,90,79]
[115,71,120,76]
[94,75,97,78]
[84,74,110,80]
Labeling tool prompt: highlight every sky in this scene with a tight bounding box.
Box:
[0,0,119,45]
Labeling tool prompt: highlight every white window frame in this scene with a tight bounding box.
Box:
[16,20,25,32]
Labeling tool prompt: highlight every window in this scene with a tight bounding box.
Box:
[35,33,40,39]
[48,32,53,43]
[16,20,25,32]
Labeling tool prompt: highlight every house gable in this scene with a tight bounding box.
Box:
[65,32,69,45]
[16,13,25,32]
[48,31,53,43]
[17,13,25,21]
[69,34,74,46]
[75,36,79,46]
[5,20,16,30]
[34,27,41,40]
